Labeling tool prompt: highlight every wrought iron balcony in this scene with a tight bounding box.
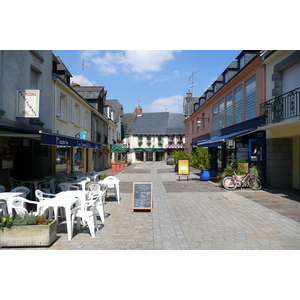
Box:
[260,87,300,125]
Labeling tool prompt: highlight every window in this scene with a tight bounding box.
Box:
[30,68,39,89]
[76,148,84,169]
[56,147,70,173]
[218,99,225,128]
[234,85,243,124]
[245,76,256,121]
[239,55,245,70]
[226,93,233,127]
[213,103,218,131]
[60,93,67,119]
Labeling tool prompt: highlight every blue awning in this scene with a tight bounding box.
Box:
[40,131,102,149]
[197,128,256,147]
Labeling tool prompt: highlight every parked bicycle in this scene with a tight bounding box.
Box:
[222,165,262,191]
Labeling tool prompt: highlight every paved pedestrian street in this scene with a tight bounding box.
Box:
[2,162,300,250]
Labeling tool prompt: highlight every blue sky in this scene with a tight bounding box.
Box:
[53,50,241,114]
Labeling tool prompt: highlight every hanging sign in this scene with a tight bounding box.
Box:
[16,90,40,117]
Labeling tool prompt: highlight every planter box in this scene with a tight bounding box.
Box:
[0,220,57,247]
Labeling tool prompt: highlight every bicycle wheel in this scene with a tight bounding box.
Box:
[248,176,262,190]
[222,176,237,190]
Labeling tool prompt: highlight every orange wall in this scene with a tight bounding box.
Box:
[184,57,265,152]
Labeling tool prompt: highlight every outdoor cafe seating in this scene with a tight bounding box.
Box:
[99,176,120,204]
[10,186,31,198]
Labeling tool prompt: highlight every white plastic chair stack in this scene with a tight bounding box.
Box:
[10,186,31,198]
[71,193,100,238]
[86,182,107,223]
[99,176,120,204]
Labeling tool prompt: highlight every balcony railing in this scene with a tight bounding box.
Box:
[260,87,300,125]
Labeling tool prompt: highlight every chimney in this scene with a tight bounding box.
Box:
[134,106,143,116]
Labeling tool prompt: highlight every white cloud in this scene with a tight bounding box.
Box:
[84,50,177,76]
[71,75,96,86]
[143,95,183,113]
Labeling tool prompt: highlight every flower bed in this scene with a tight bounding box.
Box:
[0,214,57,247]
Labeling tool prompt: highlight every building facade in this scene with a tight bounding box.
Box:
[123,107,185,163]
[0,50,54,188]
[259,50,300,189]
[184,51,266,180]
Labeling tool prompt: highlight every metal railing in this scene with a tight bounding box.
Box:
[260,87,300,125]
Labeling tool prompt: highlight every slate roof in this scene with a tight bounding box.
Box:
[105,99,123,122]
[127,112,185,135]
[73,86,105,100]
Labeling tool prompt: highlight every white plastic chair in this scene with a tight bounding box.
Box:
[0,185,6,192]
[58,182,80,192]
[86,182,107,222]
[99,176,120,204]
[38,178,57,194]
[8,177,22,190]
[11,196,41,216]
[10,186,31,198]
[71,193,100,238]
[35,189,62,219]
[0,199,8,216]
[74,177,90,190]
[86,171,99,181]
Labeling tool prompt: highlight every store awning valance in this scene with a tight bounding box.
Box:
[111,145,126,153]
[134,148,145,151]
[40,131,102,149]
[197,128,256,147]
[154,148,165,152]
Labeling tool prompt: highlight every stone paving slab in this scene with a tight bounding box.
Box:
[2,162,300,250]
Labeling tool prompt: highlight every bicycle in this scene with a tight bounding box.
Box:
[222,167,262,191]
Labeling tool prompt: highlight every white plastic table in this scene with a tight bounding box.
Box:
[0,192,24,214]
[38,191,89,240]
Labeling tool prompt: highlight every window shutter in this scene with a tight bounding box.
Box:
[56,88,60,117]
[66,97,72,121]
[71,100,75,123]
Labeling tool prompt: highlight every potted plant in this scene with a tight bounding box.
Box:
[147,141,151,147]
[0,213,57,247]
[158,141,163,147]
[190,147,211,181]
[138,141,143,147]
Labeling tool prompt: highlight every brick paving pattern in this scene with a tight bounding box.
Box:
[2,162,300,250]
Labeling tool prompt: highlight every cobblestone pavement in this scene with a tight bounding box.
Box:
[2,162,300,250]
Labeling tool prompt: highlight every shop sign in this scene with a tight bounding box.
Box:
[16,90,40,118]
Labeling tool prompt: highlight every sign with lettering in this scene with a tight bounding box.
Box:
[178,159,190,175]
[16,90,40,117]
[132,182,152,212]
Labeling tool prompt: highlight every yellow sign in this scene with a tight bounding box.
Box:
[178,159,190,175]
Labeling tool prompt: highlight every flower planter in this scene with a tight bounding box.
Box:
[0,220,57,247]
[200,169,210,181]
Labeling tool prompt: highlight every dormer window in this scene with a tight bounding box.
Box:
[224,72,229,83]
[239,55,245,69]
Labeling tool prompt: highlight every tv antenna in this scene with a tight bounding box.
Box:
[189,70,200,95]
